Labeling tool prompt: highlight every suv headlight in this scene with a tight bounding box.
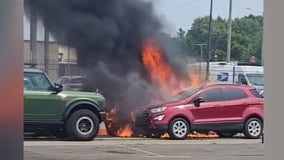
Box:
[150,107,167,114]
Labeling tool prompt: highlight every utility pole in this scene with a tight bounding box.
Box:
[206,0,213,82]
[227,0,233,62]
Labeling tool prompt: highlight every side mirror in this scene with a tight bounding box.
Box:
[53,83,63,93]
[193,97,205,107]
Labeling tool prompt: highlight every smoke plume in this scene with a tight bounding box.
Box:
[25,0,198,136]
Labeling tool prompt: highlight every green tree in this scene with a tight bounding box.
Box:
[180,14,263,63]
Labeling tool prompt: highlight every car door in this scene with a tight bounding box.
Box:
[190,88,223,124]
[219,88,249,122]
[24,72,61,121]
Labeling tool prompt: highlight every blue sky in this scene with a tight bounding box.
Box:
[153,0,263,33]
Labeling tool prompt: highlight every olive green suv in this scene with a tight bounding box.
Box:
[24,68,106,141]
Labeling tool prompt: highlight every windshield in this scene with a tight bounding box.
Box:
[164,88,201,103]
[246,73,264,86]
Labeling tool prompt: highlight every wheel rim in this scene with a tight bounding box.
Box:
[172,120,188,138]
[248,120,262,137]
[76,116,94,135]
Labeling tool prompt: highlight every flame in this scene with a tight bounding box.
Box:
[142,39,178,90]
[142,39,184,98]
[142,39,204,98]
[104,108,135,137]
[160,132,219,139]
[105,108,117,129]
[116,124,133,137]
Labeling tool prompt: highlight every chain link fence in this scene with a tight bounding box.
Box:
[24,59,81,83]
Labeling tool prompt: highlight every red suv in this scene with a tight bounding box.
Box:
[135,84,264,140]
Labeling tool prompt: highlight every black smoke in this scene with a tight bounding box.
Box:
[25,0,196,136]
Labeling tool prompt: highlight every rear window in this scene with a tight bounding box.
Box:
[250,89,263,98]
[223,88,247,101]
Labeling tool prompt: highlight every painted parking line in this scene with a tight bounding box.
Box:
[120,144,191,158]
[120,144,164,157]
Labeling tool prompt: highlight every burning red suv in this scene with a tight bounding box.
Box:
[135,84,264,140]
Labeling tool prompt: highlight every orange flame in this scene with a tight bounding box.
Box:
[160,132,219,139]
[105,108,135,137]
[116,124,133,137]
[105,108,117,129]
[142,39,178,88]
[142,39,204,98]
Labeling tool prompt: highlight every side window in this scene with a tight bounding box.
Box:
[223,88,247,101]
[238,74,248,85]
[24,72,52,91]
[199,89,222,103]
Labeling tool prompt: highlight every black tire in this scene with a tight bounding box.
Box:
[168,118,190,140]
[66,109,100,141]
[244,118,263,139]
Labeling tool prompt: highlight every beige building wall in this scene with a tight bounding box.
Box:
[24,40,78,82]
[24,40,77,62]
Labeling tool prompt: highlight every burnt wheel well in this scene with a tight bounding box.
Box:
[66,104,101,122]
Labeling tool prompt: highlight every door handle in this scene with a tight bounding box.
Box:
[214,105,221,108]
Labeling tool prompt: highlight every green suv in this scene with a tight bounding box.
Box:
[24,68,106,141]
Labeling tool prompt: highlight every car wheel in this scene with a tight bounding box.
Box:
[168,118,190,140]
[66,109,100,141]
[244,118,263,139]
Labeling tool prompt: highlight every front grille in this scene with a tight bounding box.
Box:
[135,110,150,126]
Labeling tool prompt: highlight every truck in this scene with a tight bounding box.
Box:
[198,61,264,92]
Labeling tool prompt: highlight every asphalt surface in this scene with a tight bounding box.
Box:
[24,137,264,160]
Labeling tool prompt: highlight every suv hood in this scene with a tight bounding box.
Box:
[59,91,105,99]
[141,100,185,111]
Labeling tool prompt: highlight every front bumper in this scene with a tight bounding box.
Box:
[135,110,168,134]
[99,111,106,122]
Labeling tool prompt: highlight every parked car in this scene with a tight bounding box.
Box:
[135,84,264,140]
[24,68,106,141]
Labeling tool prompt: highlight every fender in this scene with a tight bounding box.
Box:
[62,100,100,120]
[242,106,264,121]
[166,109,194,125]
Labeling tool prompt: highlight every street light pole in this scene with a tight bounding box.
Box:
[206,0,213,82]
[227,0,233,62]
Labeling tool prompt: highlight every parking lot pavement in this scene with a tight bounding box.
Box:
[24,137,264,160]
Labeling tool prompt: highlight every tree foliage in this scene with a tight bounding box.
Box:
[177,14,263,62]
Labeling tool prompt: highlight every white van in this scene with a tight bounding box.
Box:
[197,61,264,91]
